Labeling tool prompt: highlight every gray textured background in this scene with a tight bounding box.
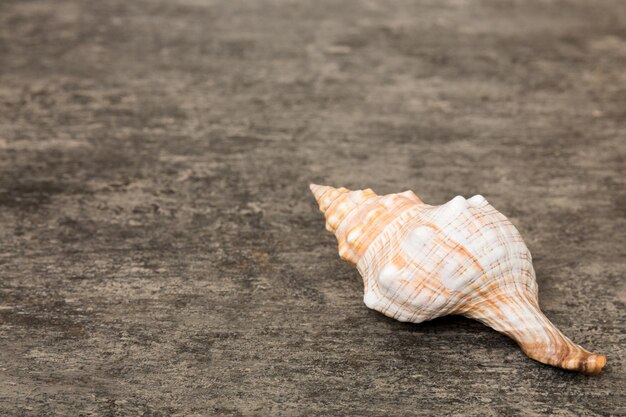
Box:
[1,0,625,415]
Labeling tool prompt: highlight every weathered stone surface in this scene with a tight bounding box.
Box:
[0,0,624,415]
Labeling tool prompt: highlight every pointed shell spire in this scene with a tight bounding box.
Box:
[310,184,379,263]
[310,184,606,375]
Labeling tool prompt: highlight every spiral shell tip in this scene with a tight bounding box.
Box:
[309,184,339,210]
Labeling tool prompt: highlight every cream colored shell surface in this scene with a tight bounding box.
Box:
[357,194,537,324]
[310,184,606,375]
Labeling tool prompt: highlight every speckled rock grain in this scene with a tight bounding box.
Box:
[0,0,624,416]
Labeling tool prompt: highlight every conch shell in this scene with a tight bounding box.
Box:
[310,184,606,375]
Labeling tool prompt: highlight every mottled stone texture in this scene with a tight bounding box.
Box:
[0,0,624,415]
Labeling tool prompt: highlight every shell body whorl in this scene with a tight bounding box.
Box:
[310,184,606,375]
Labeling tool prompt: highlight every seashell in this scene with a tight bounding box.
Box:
[310,184,606,375]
